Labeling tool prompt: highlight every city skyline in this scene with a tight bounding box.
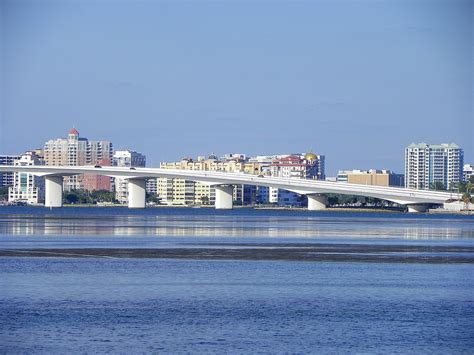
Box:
[2,128,469,207]
[1,0,472,175]
[0,125,469,177]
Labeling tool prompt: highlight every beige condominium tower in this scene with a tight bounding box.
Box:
[44,128,113,191]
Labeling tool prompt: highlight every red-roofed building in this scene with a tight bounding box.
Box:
[267,153,325,206]
[269,154,324,180]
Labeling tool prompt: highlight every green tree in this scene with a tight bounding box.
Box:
[453,181,468,193]
[200,195,210,205]
[146,193,160,204]
[0,186,9,201]
[430,181,445,191]
[462,192,472,209]
[91,190,116,203]
[327,195,339,206]
[63,189,115,204]
[64,192,79,204]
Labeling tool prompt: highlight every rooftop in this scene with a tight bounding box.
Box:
[406,143,461,149]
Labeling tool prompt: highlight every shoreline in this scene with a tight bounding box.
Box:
[1,204,471,215]
[1,244,473,264]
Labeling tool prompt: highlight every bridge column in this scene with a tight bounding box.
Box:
[45,176,63,208]
[407,204,429,213]
[215,185,233,210]
[307,194,327,211]
[128,178,146,209]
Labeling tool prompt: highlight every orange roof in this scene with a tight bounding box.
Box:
[69,128,79,135]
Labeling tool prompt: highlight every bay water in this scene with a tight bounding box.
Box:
[0,207,473,353]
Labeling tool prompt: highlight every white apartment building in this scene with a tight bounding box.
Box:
[8,151,45,204]
[405,143,463,190]
[221,153,246,161]
[44,128,113,191]
[146,178,157,195]
[247,155,276,204]
[0,154,20,187]
[113,150,146,204]
[464,164,473,182]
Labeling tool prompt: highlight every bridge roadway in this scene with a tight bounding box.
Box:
[0,165,461,212]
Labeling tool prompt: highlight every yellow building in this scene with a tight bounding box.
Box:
[157,156,262,205]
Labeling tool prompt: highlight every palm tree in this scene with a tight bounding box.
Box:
[430,181,445,191]
[461,180,472,211]
[462,192,471,211]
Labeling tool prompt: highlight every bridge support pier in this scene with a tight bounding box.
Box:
[215,185,233,209]
[307,194,327,211]
[407,204,429,213]
[128,178,146,209]
[45,176,63,208]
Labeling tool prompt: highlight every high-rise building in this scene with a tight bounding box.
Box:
[44,128,113,191]
[405,143,463,190]
[464,164,473,182]
[8,151,45,204]
[113,150,146,204]
[336,169,404,187]
[0,155,20,187]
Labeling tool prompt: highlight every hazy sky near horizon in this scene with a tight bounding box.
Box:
[1,0,472,175]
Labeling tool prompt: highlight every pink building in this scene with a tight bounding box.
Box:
[83,159,112,192]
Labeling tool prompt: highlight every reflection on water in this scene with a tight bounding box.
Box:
[1,207,473,353]
[0,207,473,241]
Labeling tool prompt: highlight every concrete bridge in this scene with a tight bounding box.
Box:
[0,165,461,212]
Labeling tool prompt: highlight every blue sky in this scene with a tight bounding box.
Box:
[1,0,472,175]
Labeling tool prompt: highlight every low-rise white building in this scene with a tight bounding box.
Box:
[464,164,473,182]
[8,152,45,204]
[0,154,20,187]
[113,150,146,204]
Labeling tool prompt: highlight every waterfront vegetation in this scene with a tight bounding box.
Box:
[62,189,160,205]
[430,176,474,193]
[60,191,396,208]
[63,189,116,204]
[427,177,474,206]
[326,194,392,207]
[454,177,474,205]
